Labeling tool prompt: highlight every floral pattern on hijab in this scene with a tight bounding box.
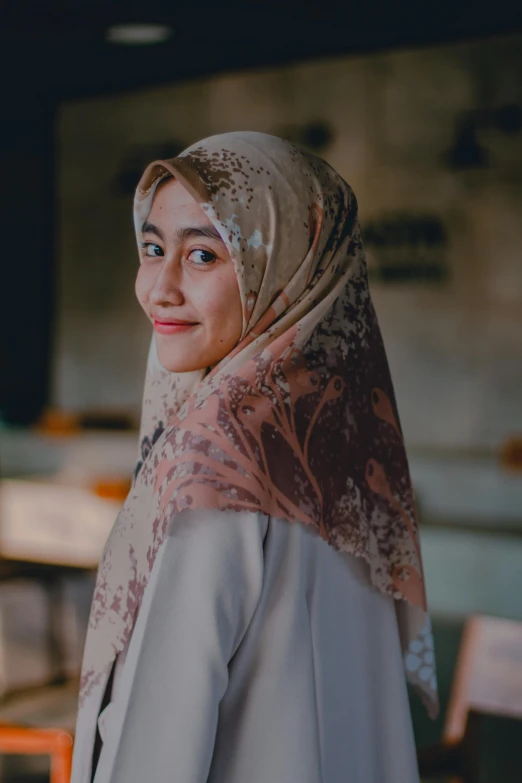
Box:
[80,132,438,717]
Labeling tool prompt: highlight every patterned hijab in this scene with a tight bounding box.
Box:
[80,131,438,717]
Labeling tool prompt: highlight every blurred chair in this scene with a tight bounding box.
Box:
[0,723,73,783]
[418,614,522,783]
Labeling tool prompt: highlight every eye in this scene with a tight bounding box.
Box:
[188,249,217,267]
[140,242,163,258]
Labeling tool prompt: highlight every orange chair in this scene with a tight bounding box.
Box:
[0,723,73,783]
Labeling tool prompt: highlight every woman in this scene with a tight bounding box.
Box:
[72,131,438,783]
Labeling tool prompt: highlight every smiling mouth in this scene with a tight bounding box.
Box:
[153,319,198,335]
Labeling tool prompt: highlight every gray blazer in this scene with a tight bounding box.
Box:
[73,510,419,783]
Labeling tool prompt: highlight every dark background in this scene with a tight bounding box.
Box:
[2,0,522,424]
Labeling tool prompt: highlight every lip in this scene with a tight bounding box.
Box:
[153,319,198,335]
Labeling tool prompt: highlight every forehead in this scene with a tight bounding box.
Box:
[149,178,211,224]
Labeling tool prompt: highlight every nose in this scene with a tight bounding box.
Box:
[149,259,184,307]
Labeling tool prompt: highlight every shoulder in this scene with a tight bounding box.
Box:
[152,508,270,585]
[166,507,270,547]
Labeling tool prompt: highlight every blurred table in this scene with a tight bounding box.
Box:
[0,480,121,694]
[0,480,121,569]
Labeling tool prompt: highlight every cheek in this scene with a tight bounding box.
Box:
[135,266,151,311]
[196,270,243,341]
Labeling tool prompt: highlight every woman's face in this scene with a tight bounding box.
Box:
[135,178,243,373]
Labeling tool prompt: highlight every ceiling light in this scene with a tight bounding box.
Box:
[106,23,174,45]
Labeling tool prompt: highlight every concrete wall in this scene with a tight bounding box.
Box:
[56,33,522,451]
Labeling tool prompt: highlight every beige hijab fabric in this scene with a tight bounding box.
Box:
[80,132,438,717]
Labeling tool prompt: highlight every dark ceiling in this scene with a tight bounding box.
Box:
[3,0,522,101]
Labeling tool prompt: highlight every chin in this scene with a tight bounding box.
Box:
[154,334,205,373]
[155,333,237,373]
[157,352,207,373]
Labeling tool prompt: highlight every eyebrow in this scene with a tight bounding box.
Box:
[141,220,225,245]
